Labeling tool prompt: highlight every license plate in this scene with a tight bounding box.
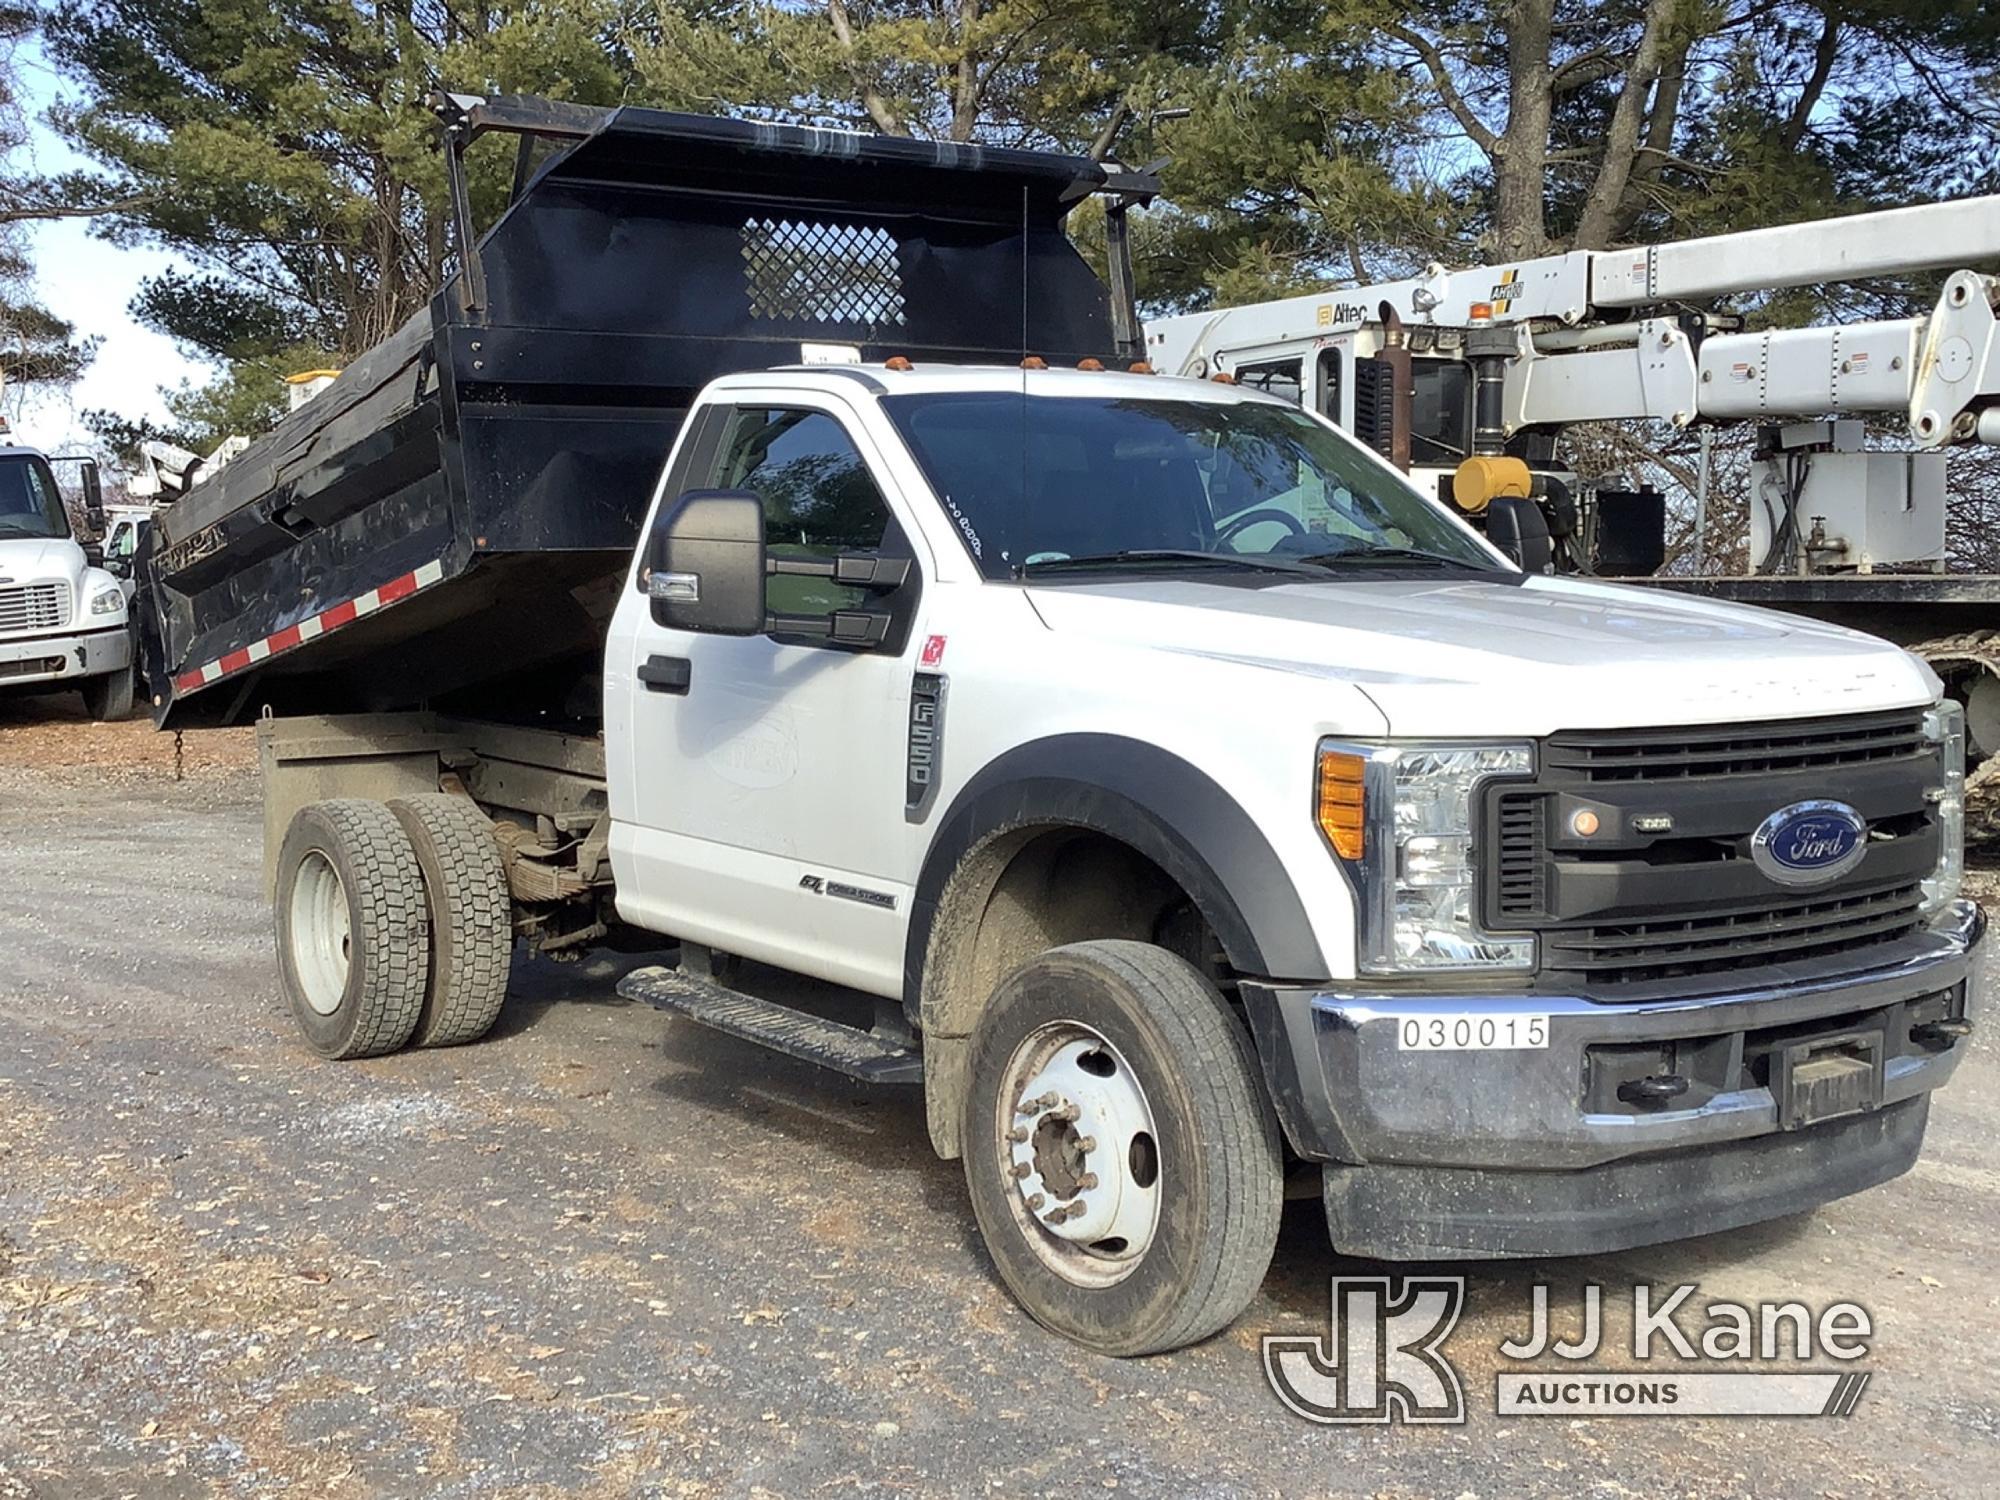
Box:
[1397,1013,1550,1051]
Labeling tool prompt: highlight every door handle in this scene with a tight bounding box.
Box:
[639,655,692,695]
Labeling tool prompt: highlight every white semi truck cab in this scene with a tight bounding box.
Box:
[252,363,1980,1355]
[0,437,134,720]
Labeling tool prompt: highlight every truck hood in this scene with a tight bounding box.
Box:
[1023,573,1935,737]
[0,537,83,584]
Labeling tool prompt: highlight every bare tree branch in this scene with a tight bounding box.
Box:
[1383,22,1498,154]
[1779,17,1839,152]
[1572,0,1677,249]
[826,0,907,136]
[0,192,153,227]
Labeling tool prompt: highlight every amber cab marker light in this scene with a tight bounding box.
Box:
[1077,357,1105,371]
[1021,355,1048,370]
[884,355,914,371]
[1129,361,1155,375]
[1317,750,1367,860]
[1211,372,1236,384]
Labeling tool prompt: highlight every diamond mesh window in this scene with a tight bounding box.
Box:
[742,217,906,328]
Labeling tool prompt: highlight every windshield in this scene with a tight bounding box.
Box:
[880,392,1500,579]
[0,455,71,541]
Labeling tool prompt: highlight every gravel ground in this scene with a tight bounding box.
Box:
[2,699,1997,1498]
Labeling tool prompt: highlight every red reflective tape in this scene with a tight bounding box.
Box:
[173,561,439,698]
[376,571,421,605]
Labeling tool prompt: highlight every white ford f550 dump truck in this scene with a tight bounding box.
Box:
[253,363,1978,1355]
[136,100,1982,1356]
[0,437,133,720]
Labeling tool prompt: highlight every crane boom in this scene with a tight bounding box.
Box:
[1588,196,2000,306]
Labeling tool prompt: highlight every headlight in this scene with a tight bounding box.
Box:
[89,586,125,616]
[1922,699,1965,915]
[1318,740,1536,973]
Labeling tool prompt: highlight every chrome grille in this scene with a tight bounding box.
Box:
[0,581,70,632]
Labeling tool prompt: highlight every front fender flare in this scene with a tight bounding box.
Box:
[905,733,1330,1009]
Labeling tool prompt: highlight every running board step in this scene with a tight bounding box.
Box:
[617,965,924,1084]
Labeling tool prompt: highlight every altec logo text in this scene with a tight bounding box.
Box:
[1264,1280,1875,1423]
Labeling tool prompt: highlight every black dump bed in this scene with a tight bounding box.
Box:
[141,97,1148,727]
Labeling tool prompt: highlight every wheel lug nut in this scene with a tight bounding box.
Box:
[1007,1125,1029,1143]
[1051,1103,1080,1123]
[1010,1161,1032,1180]
[1026,1193,1044,1210]
[1076,1135,1096,1153]
[1076,1172,1098,1191]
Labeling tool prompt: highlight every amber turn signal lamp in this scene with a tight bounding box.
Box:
[1317,750,1367,860]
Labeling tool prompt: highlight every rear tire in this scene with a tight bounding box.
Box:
[275,799,430,1059]
[961,939,1283,1356]
[387,795,514,1047]
[80,665,134,722]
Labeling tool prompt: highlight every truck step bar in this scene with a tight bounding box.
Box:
[618,965,924,1085]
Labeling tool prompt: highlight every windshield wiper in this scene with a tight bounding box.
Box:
[1294,545,1492,570]
[1019,549,1332,578]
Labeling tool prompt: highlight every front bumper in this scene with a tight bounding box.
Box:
[0,624,132,686]
[1241,899,1984,1258]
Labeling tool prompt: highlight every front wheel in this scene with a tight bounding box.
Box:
[961,940,1283,1356]
[79,665,134,722]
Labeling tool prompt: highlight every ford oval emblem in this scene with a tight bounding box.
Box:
[1751,800,1867,886]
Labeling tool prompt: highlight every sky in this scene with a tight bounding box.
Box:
[7,40,212,454]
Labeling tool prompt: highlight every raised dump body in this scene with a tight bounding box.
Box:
[140,95,1152,728]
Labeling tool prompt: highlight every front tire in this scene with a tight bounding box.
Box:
[961,940,1283,1356]
[80,665,134,722]
[275,800,431,1058]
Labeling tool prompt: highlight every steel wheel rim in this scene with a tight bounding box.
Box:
[995,1020,1162,1289]
[289,850,351,1016]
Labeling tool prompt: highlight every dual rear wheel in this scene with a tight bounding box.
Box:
[275,795,513,1058]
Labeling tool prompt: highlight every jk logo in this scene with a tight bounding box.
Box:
[1263,1277,1467,1425]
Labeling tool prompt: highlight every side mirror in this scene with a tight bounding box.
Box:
[79,458,105,534]
[646,489,766,635]
[1486,495,1554,574]
[83,542,106,569]
[50,453,106,533]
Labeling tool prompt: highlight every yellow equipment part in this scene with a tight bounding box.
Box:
[1451,455,1532,514]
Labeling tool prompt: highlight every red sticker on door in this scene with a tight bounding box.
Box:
[920,634,947,668]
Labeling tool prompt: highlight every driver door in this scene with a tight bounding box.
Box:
[609,397,927,996]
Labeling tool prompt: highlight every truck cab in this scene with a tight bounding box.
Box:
[0,438,134,720]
